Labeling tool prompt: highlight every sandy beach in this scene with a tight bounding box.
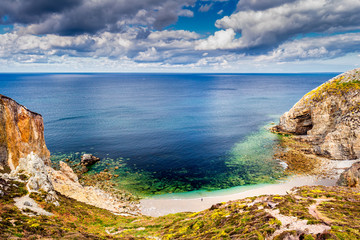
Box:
[140,159,358,217]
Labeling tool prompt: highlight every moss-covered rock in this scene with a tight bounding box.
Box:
[273,68,360,160]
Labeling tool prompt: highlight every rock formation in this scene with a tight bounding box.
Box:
[273,68,360,160]
[0,94,50,172]
[0,94,138,214]
[0,95,56,202]
[49,161,139,215]
[79,153,100,173]
[81,154,100,167]
[337,161,360,188]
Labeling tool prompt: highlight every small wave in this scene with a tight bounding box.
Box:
[46,115,87,124]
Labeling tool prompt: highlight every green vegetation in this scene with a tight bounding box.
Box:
[2,179,359,239]
[304,77,360,104]
[274,134,322,175]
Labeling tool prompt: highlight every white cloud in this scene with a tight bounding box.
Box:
[195,28,241,50]
[199,3,213,12]
[256,32,360,61]
[135,47,160,61]
[148,30,200,40]
[216,0,360,48]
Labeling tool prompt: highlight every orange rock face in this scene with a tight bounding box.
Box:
[0,94,50,171]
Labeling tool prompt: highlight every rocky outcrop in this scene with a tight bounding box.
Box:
[0,95,56,202]
[79,153,100,173]
[337,161,360,188]
[0,95,50,172]
[273,68,360,160]
[0,94,138,214]
[81,154,100,167]
[11,152,57,202]
[49,161,139,215]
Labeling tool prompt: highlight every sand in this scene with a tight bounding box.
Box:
[140,159,358,217]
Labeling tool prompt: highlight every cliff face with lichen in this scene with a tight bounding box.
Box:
[0,94,50,172]
[273,68,360,160]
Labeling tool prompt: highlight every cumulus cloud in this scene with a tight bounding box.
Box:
[195,28,241,50]
[216,0,360,49]
[1,0,196,35]
[0,29,203,65]
[236,0,297,11]
[1,0,360,71]
[257,32,360,61]
[148,30,200,41]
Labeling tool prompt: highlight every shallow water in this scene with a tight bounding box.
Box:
[0,73,338,194]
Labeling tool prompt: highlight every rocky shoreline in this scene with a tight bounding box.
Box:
[272,68,360,160]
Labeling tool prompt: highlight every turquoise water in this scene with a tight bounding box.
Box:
[0,73,337,195]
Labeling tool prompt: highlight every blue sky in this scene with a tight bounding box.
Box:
[0,0,360,72]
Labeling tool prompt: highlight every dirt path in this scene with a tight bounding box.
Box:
[308,198,334,225]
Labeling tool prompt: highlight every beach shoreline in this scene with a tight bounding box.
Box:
[140,159,358,217]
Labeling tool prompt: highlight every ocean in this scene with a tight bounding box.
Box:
[0,73,338,195]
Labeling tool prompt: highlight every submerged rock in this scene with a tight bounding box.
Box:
[273,68,360,160]
[337,161,360,188]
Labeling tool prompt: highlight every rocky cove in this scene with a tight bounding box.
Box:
[1,69,360,239]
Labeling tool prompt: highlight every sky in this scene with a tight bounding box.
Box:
[0,0,360,73]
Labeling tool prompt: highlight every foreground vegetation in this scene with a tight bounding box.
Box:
[1,173,359,239]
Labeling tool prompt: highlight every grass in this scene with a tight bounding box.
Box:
[274,134,322,175]
[1,173,360,240]
[303,76,360,106]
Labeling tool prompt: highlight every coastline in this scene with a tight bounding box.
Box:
[140,159,358,217]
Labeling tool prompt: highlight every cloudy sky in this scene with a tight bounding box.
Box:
[1,0,360,72]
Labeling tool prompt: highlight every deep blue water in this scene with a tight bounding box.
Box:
[0,73,338,192]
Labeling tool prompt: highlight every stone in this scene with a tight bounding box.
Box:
[337,161,360,188]
[0,95,57,203]
[12,152,58,203]
[0,94,50,171]
[24,201,32,207]
[59,161,78,182]
[80,154,100,167]
[273,68,360,160]
[49,162,140,215]
[267,201,277,209]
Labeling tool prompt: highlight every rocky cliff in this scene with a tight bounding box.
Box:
[0,94,139,213]
[273,68,360,160]
[0,94,50,172]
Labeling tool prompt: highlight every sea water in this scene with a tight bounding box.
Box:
[0,73,337,195]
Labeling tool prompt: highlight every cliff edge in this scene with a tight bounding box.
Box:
[0,94,139,214]
[273,68,360,160]
[0,94,50,172]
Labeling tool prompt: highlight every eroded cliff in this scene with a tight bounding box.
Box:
[0,94,50,172]
[273,68,360,160]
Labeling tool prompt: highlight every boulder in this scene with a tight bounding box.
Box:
[337,162,360,188]
[80,154,100,167]
[273,68,360,160]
